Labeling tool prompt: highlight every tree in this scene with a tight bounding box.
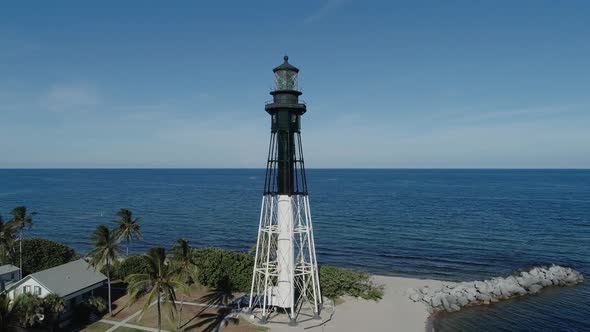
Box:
[112,208,142,256]
[9,206,37,277]
[42,294,65,332]
[171,238,199,329]
[18,238,77,275]
[86,225,122,316]
[126,248,181,332]
[0,216,17,264]
[116,255,150,280]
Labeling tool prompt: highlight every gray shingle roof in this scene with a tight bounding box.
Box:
[31,259,106,297]
[0,265,19,275]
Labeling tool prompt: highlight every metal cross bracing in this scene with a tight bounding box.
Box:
[248,193,322,324]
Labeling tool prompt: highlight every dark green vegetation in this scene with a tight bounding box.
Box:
[319,266,384,300]
[115,254,150,280]
[75,296,108,323]
[193,247,254,292]
[0,293,65,331]
[18,238,77,275]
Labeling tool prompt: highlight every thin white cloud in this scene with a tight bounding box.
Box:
[304,0,349,24]
[44,83,100,112]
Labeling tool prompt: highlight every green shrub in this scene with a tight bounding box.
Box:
[116,255,150,280]
[319,266,383,301]
[192,247,254,292]
[14,238,77,275]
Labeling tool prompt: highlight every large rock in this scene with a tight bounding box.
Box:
[407,265,584,313]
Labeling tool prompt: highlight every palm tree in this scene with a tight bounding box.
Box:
[0,216,17,264]
[9,206,37,277]
[86,225,122,316]
[113,208,143,256]
[42,294,65,332]
[126,247,181,332]
[171,238,199,329]
[0,294,18,332]
[11,292,43,328]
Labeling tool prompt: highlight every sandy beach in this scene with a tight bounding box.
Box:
[261,275,444,332]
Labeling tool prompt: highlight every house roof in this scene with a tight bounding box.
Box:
[29,259,106,297]
[0,264,19,275]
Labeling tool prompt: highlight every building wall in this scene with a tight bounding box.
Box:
[0,270,20,282]
[8,277,50,300]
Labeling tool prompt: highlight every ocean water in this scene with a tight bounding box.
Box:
[0,169,588,331]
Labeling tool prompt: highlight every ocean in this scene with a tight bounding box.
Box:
[0,169,588,331]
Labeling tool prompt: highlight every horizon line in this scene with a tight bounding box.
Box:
[0,167,589,170]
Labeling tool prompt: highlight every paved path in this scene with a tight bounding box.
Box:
[103,299,158,332]
[100,299,228,332]
[102,318,171,332]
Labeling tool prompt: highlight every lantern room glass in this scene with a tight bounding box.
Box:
[274,69,298,91]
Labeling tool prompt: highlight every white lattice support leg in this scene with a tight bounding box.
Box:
[249,196,266,311]
[305,195,322,316]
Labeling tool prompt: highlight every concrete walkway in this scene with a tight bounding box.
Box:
[102,318,171,332]
[100,299,228,332]
[103,299,160,332]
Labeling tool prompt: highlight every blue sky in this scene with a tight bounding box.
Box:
[1,1,589,168]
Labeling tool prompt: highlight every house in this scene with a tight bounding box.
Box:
[0,264,20,283]
[0,264,21,291]
[6,259,107,323]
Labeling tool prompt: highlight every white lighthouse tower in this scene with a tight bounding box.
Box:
[248,56,322,325]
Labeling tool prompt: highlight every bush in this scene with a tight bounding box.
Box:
[192,247,254,292]
[319,266,383,301]
[14,238,77,275]
[116,255,150,280]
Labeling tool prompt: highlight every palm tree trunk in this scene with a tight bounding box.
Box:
[177,294,184,329]
[127,238,130,256]
[157,296,161,332]
[19,227,23,279]
[107,258,112,316]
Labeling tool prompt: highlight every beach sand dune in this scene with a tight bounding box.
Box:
[266,275,443,332]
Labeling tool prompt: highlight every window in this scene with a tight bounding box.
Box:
[24,285,31,293]
[34,286,41,296]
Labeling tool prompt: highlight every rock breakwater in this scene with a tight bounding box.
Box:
[407,265,584,313]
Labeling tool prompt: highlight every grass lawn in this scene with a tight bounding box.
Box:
[104,292,150,322]
[114,327,146,332]
[132,303,256,332]
[115,326,145,332]
[80,321,114,332]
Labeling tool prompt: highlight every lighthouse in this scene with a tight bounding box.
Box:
[248,56,322,325]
